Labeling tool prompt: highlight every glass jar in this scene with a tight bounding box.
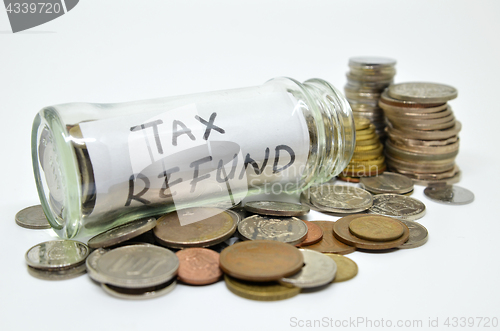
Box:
[32,77,355,238]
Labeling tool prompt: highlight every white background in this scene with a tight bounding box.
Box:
[1,1,499,330]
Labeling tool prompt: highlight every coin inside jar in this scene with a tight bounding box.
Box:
[154,207,237,248]
[219,240,304,282]
[87,217,157,249]
[243,201,310,217]
[175,248,222,285]
[348,215,405,242]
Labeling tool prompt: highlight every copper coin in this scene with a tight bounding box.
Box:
[348,216,405,242]
[333,215,409,250]
[219,240,303,282]
[154,207,237,248]
[301,221,355,255]
[175,248,222,285]
[296,220,323,246]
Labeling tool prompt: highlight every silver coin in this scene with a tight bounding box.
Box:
[244,201,310,217]
[87,217,157,249]
[367,194,426,221]
[309,185,373,213]
[237,215,308,245]
[388,82,458,104]
[224,209,242,225]
[399,220,428,249]
[93,245,178,288]
[101,279,177,300]
[86,247,109,283]
[279,249,337,288]
[359,172,414,195]
[27,263,87,281]
[349,56,397,68]
[423,185,474,205]
[15,205,51,230]
[25,240,90,270]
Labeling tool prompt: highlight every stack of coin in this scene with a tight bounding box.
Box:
[345,56,397,139]
[333,214,410,251]
[25,240,89,280]
[338,117,386,182]
[380,82,461,185]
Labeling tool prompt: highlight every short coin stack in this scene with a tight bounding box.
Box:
[344,56,397,139]
[339,117,386,182]
[380,82,461,185]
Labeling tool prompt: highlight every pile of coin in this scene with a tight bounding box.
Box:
[338,117,385,182]
[344,56,397,139]
[380,82,461,185]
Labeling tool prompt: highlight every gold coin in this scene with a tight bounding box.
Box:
[354,142,381,152]
[348,215,404,242]
[356,125,376,137]
[224,275,300,301]
[352,143,383,160]
[356,133,377,141]
[355,137,380,146]
[349,155,385,167]
[324,254,358,282]
[354,117,371,130]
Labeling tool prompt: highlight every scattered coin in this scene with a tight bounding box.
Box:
[224,275,300,301]
[25,240,89,270]
[279,249,337,288]
[324,254,358,282]
[85,247,109,283]
[238,215,308,245]
[27,263,87,281]
[333,215,409,250]
[219,240,304,282]
[175,248,222,285]
[348,216,405,242]
[154,207,237,248]
[367,194,426,221]
[359,172,414,195]
[15,205,51,230]
[301,221,355,255]
[87,217,157,249]
[423,185,474,205]
[308,185,373,213]
[244,201,310,217]
[296,220,323,246]
[101,279,177,300]
[90,244,179,288]
[398,220,429,249]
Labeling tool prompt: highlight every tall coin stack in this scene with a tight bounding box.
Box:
[344,56,397,139]
[338,117,385,182]
[380,82,461,185]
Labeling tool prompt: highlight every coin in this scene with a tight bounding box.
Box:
[87,217,157,249]
[92,244,179,288]
[388,82,458,104]
[280,249,337,288]
[244,201,310,217]
[386,121,462,141]
[349,56,397,68]
[85,247,109,284]
[367,194,426,221]
[15,205,51,229]
[175,248,222,285]
[154,207,237,248]
[348,215,405,242]
[297,220,323,246]
[333,215,410,250]
[25,240,89,270]
[27,263,87,281]
[359,172,414,194]
[101,279,177,300]
[219,240,304,282]
[324,254,358,282]
[398,220,428,249]
[310,185,373,213]
[301,221,356,255]
[238,215,308,245]
[423,185,474,205]
[224,275,300,301]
